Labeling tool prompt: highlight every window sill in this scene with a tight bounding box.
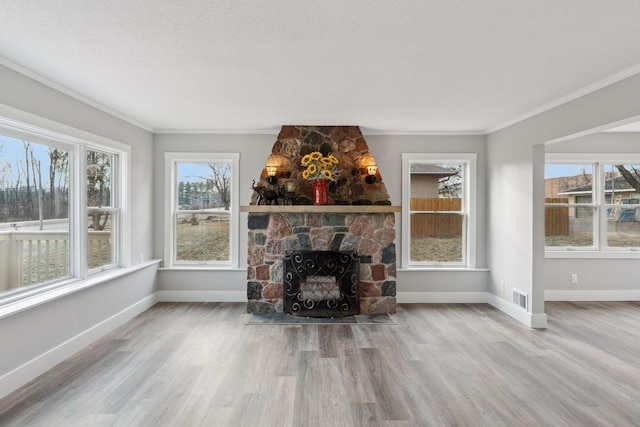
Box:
[399,267,489,272]
[0,260,161,320]
[158,267,246,272]
[545,251,640,259]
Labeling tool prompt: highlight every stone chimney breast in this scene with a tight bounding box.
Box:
[252,125,390,206]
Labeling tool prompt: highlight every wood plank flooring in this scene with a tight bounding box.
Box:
[1,301,640,426]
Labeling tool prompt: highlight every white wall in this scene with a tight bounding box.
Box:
[153,132,490,301]
[0,64,158,399]
[487,72,640,327]
[545,132,640,300]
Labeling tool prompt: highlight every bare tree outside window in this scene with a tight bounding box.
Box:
[438,164,462,198]
[49,148,68,218]
[0,136,71,292]
[86,150,115,269]
[208,162,231,210]
[183,162,231,210]
[173,161,232,263]
[615,165,640,193]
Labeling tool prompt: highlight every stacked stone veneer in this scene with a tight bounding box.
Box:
[247,212,396,315]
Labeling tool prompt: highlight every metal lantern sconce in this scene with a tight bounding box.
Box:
[366,164,378,184]
[266,165,278,185]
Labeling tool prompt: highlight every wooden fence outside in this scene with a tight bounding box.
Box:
[410,198,463,237]
[545,198,569,235]
[410,197,570,237]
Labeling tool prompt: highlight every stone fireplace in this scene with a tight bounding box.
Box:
[242,126,399,316]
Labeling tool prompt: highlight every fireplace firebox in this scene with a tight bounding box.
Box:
[283,250,359,317]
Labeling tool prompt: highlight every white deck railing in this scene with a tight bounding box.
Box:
[0,230,111,292]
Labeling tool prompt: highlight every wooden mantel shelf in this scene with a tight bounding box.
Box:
[241,205,401,213]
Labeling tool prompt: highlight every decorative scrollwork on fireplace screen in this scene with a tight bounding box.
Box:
[283,251,360,317]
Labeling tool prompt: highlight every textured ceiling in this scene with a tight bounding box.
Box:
[1,1,640,133]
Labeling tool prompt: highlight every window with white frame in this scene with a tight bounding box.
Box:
[0,117,128,303]
[401,153,477,268]
[545,154,640,255]
[86,148,120,272]
[164,153,239,268]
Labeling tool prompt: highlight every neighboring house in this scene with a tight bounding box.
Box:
[410,164,459,198]
[545,174,592,199]
[560,175,640,219]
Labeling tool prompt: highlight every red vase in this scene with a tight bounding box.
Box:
[313,180,328,205]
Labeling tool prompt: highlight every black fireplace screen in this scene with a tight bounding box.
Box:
[283,251,360,317]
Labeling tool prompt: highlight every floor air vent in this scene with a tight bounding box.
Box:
[512,289,528,310]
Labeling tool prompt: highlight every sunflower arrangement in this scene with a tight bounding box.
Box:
[301,151,339,181]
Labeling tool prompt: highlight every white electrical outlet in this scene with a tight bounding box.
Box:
[571,273,578,284]
[500,280,505,291]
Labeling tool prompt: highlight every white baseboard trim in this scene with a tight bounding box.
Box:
[487,294,547,329]
[545,289,640,301]
[0,294,158,400]
[397,291,488,304]
[530,314,548,329]
[157,290,247,302]
[397,292,547,328]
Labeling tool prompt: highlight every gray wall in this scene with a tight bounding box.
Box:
[0,64,155,265]
[153,133,272,299]
[0,64,157,398]
[153,132,489,300]
[545,131,640,153]
[545,132,640,299]
[487,72,640,327]
[366,134,490,298]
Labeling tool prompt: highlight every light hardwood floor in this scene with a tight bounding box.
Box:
[1,301,640,426]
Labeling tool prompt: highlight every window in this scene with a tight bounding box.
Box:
[0,117,128,303]
[545,154,640,255]
[164,153,239,268]
[401,153,477,268]
[87,148,120,271]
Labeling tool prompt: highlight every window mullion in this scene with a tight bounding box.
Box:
[74,144,88,279]
[596,162,606,250]
[409,211,465,214]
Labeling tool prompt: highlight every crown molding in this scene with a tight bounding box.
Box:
[359,128,486,136]
[153,127,281,135]
[155,127,486,136]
